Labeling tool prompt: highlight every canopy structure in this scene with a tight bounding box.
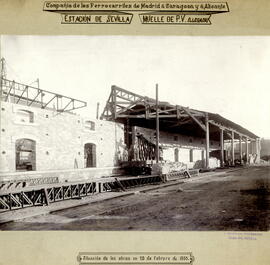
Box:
[101,85,258,141]
[101,85,259,168]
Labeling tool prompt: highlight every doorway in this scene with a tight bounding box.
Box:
[15,138,36,171]
[84,143,96,168]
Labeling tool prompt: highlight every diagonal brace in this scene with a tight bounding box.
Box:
[182,107,206,131]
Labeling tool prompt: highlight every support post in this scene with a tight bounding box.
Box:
[231,131,235,166]
[201,150,205,161]
[96,102,100,120]
[220,129,224,167]
[155,84,159,163]
[256,138,261,163]
[112,86,117,119]
[239,135,242,164]
[205,113,210,169]
[126,119,132,161]
[131,126,136,160]
[189,149,194,163]
[245,137,249,164]
[126,119,130,148]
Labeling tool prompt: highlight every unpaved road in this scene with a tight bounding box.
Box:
[0,166,269,231]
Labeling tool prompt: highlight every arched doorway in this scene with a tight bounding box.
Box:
[84,143,96,168]
[15,138,36,171]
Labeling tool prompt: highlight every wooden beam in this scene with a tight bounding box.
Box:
[231,131,235,166]
[176,105,181,119]
[223,130,232,140]
[114,93,139,103]
[148,113,203,119]
[239,136,242,164]
[114,101,137,104]
[117,114,146,118]
[115,99,147,115]
[145,104,149,119]
[101,92,113,119]
[220,129,224,167]
[209,120,255,141]
[112,87,117,119]
[182,107,206,131]
[245,137,249,164]
[168,119,191,128]
[153,107,177,115]
[112,85,144,101]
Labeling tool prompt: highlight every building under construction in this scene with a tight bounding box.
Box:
[0,63,261,211]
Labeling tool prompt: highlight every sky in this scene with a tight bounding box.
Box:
[1,35,270,138]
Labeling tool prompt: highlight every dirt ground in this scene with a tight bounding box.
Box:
[0,166,269,231]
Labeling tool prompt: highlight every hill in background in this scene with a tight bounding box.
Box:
[261,138,270,161]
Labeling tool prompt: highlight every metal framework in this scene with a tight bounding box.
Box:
[101,85,257,141]
[0,181,96,212]
[164,169,200,181]
[0,176,59,191]
[101,85,206,128]
[0,175,166,212]
[102,175,163,192]
[136,134,156,161]
[0,78,87,112]
[101,85,259,168]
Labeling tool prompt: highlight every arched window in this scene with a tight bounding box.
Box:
[15,138,36,171]
[16,109,34,123]
[84,143,96,167]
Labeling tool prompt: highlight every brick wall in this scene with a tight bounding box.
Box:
[135,126,220,168]
[0,101,124,173]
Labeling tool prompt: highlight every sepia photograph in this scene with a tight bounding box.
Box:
[0,35,269,231]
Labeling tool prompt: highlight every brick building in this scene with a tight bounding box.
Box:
[0,101,124,173]
[0,78,126,183]
[0,78,261,184]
